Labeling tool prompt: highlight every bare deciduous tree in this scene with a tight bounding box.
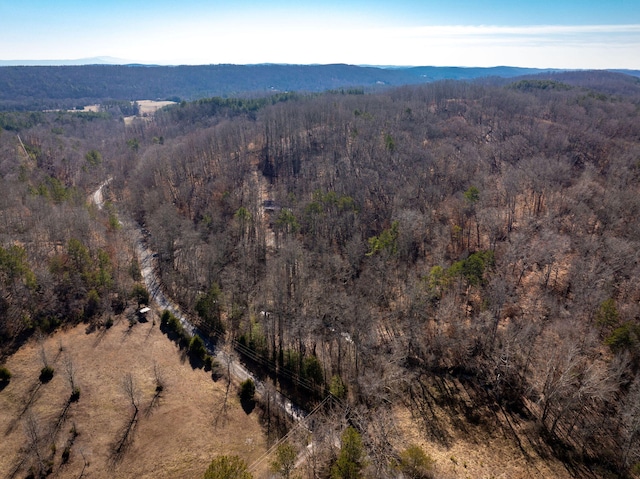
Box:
[113,373,140,458]
[23,412,47,477]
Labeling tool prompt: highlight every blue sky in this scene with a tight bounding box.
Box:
[1,1,639,68]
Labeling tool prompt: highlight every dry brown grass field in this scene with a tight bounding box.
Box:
[123,100,176,125]
[0,311,268,479]
[136,100,176,115]
[392,405,573,479]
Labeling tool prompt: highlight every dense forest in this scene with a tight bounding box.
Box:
[1,70,640,478]
[0,64,597,111]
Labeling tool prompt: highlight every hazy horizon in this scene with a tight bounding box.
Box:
[2,1,639,69]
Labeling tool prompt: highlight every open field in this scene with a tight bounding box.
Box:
[123,100,176,125]
[136,100,177,115]
[392,404,572,479]
[0,312,268,479]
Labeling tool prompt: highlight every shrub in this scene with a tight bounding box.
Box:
[195,283,224,333]
[204,355,219,372]
[85,289,100,318]
[112,295,127,314]
[39,366,54,383]
[70,387,81,402]
[302,354,324,385]
[329,375,347,399]
[448,250,494,286]
[131,283,149,308]
[0,366,11,382]
[203,455,253,479]
[160,309,190,346]
[270,442,297,478]
[605,322,640,352]
[398,445,435,479]
[239,378,256,413]
[331,427,365,479]
[596,298,619,330]
[189,335,207,360]
[239,378,256,403]
[366,221,399,256]
[160,309,172,326]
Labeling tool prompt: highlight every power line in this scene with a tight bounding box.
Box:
[248,394,334,472]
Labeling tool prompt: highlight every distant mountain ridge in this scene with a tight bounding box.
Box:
[0,63,638,110]
[0,57,132,66]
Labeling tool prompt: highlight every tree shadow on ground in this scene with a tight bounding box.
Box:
[5,378,45,436]
[110,412,139,466]
[188,353,205,370]
[144,388,163,418]
[455,375,610,479]
[240,396,256,414]
[404,375,454,448]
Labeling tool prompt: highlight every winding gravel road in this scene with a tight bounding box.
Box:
[91,180,307,423]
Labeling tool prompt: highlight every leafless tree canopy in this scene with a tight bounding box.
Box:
[2,71,640,477]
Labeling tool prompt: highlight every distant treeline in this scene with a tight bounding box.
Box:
[0,63,578,110]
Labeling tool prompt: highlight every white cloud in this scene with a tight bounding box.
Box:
[6,19,639,69]
[398,24,640,36]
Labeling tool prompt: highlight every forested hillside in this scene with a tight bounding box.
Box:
[0,110,137,351]
[0,64,570,111]
[2,72,640,478]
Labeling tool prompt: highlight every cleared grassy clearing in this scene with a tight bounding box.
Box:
[0,311,267,479]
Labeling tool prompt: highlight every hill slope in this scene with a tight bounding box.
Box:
[0,315,268,479]
[0,64,564,110]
